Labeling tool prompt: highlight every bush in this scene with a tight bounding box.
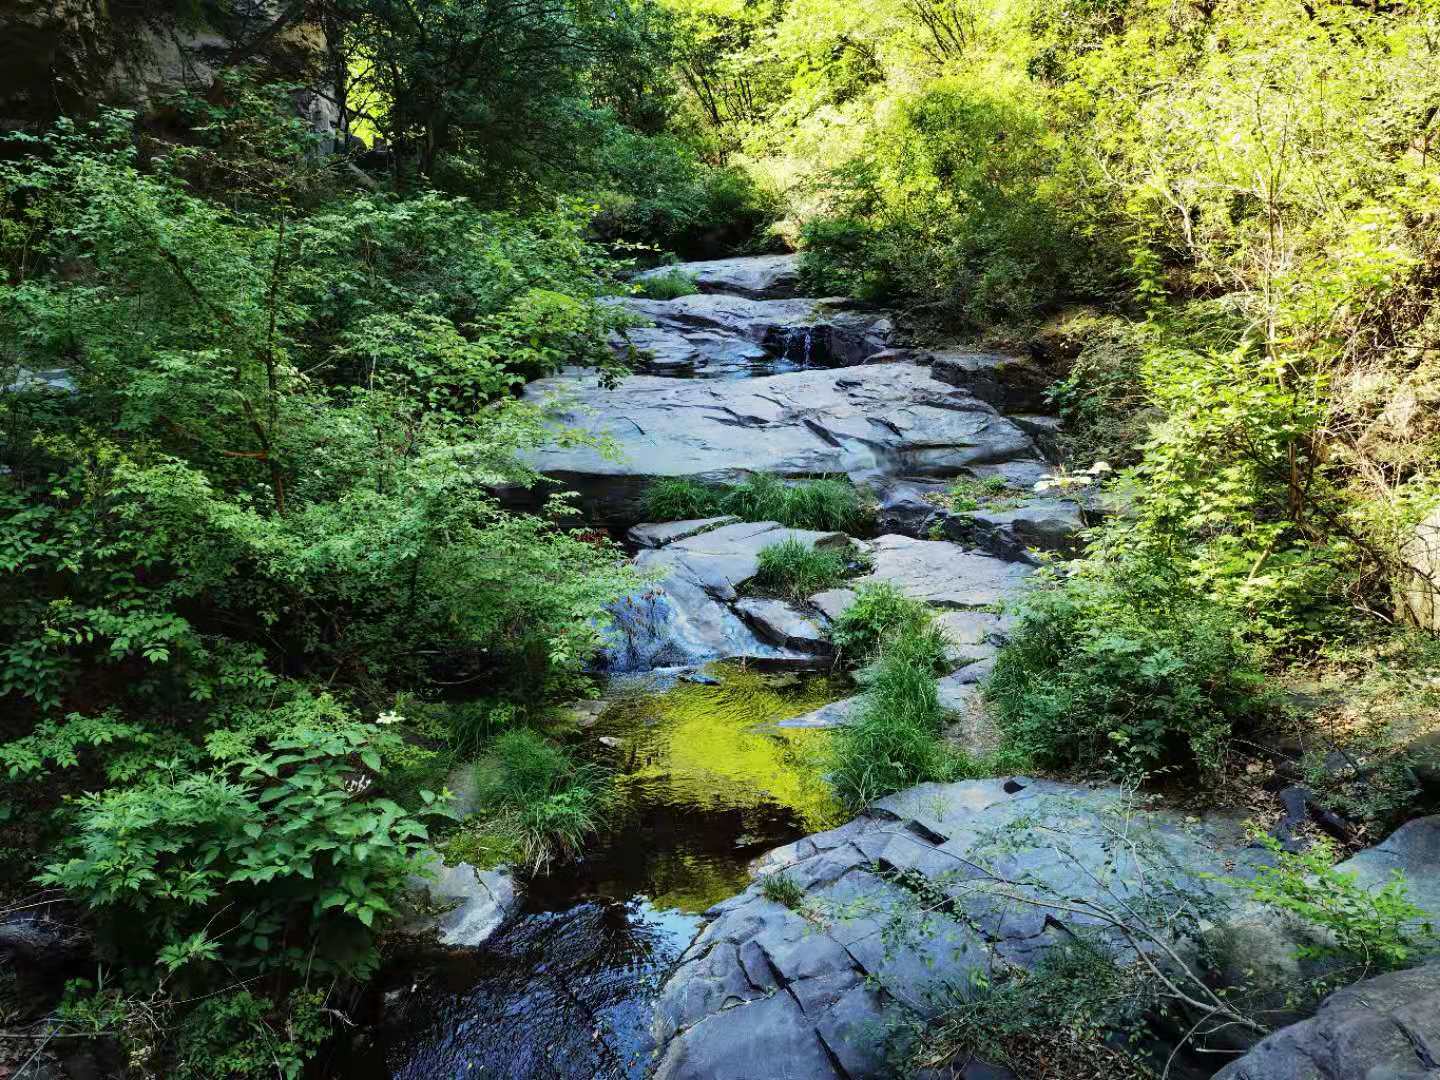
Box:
[636,268,699,299]
[988,556,1273,779]
[831,621,957,809]
[474,729,610,871]
[752,539,852,601]
[1231,834,1435,982]
[829,583,936,663]
[639,474,870,531]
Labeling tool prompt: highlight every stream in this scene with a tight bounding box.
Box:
[350,665,847,1080]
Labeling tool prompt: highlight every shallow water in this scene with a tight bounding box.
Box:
[354,663,846,1079]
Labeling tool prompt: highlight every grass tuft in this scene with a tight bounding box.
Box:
[636,268,700,300]
[640,473,870,533]
[472,728,610,873]
[753,539,852,600]
[759,872,807,910]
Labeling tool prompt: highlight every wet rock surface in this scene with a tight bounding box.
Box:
[406,855,522,949]
[517,364,1043,525]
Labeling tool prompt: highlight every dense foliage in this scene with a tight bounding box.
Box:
[0,100,642,1070]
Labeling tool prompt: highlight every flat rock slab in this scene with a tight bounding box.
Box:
[515,364,1041,525]
[628,516,739,549]
[653,779,1266,1080]
[634,254,802,299]
[776,695,864,729]
[946,500,1086,563]
[856,535,1035,609]
[1215,958,1440,1080]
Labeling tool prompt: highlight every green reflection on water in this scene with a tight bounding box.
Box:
[593,663,848,911]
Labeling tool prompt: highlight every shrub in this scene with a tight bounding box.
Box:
[829,584,937,664]
[902,938,1152,1079]
[636,268,699,300]
[831,622,957,809]
[641,477,728,521]
[988,556,1273,779]
[473,729,610,871]
[752,539,852,601]
[1231,834,1435,982]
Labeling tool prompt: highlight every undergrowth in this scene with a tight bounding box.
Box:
[751,539,852,600]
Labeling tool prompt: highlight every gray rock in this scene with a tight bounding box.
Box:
[1398,504,1440,631]
[602,522,849,670]
[634,254,802,299]
[513,364,1042,525]
[876,481,944,536]
[855,535,1035,609]
[407,856,520,949]
[616,293,893,372]
[944,499,1086,563]
[928,350,1051,413]
[777,695,864,729]
[735,597,831,653]
[652,779,1269,1079]
[1335,814,1440,918]
[810,588,859,622]
[1214,959,1440,1080]
[3,366,75,394]
[628,516,740,549]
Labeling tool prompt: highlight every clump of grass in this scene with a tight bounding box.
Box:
[642,477,728,521]
[829,583,934,663]
[472,729,610,872]
[725,473,869,533]
[831,620,959,810]
[759,872,807,910]
[636,268,700,300]
[640,474,870,532]
[753,539,852,600]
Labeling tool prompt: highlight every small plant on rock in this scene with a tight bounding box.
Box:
[635,268,700,300]
[760,872,807,910]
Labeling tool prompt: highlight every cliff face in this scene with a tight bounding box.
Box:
[0,0,336,142]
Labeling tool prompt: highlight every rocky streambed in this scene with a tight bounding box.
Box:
[372,255,1440,1080]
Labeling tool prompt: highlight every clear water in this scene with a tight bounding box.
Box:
[343,664,846,1079]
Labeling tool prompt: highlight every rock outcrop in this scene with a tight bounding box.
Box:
[634,254,802,300]
[650,779,1265,1080]
[602,519,853,671]
[518,364,1042,525]
[1215,959,1440,1080]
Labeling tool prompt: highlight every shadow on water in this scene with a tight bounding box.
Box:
[344,664,846,1080]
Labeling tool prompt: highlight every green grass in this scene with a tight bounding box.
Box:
[640,473,870,532]
[759,872,807,909]
[752,539,852,601]
[636,268,700,300]
[829,583,935,663]
[642,477,727,521]
[471,728,610,872]
[830,619,959,810]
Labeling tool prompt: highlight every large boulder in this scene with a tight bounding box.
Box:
[514,364,1042,525]
[1397,505,1440,631]
[651,779,1265,1080]
[928,350,1052,413]
[634,254,802,299]
[405,855,521,949]
[1214,959,1440,1080]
